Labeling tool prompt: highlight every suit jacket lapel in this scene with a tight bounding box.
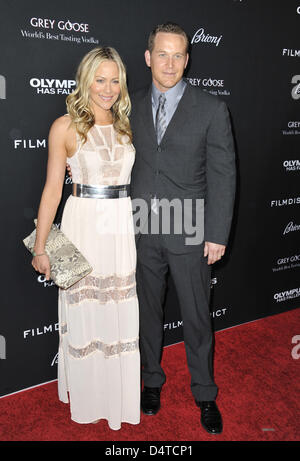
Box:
[160,83,196,145]
[139,81,196,146]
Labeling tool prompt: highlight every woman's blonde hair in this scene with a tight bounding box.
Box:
[66,47,132,143]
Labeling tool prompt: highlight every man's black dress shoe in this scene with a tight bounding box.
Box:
[196,400,223,434]
[141,387,161,415]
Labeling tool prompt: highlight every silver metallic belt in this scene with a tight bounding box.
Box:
[72,183,130,199]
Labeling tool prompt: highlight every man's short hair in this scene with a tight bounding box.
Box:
[148,22,189,54]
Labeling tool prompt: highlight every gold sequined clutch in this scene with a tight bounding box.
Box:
[23,220,93,289]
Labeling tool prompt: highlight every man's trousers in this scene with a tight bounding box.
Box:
[136,233,218,402]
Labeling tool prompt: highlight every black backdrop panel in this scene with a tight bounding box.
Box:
[0,0,299,397]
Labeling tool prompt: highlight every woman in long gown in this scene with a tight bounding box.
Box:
[31,47,140,430]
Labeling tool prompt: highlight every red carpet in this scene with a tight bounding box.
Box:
[0,309,299,441]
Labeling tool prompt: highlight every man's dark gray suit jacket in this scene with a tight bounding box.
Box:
[129,81,236,252]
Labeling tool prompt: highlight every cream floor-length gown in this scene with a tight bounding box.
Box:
[58,124,140,430]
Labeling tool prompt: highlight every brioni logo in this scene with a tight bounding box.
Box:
[191,27,222,47]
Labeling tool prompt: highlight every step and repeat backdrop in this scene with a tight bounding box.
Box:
[0,0,299,397]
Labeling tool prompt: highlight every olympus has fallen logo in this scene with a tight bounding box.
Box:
[191,27,223,47]
[20,17,99,45]
[187,77,230,97]
[282,121,300,136]
[35,223,60,287]
[37,274,56,287]
[274,287,300,303]
[283,159,300,171]
[291,75,300,100]
[272,253,300,272]
[30,78,76,95]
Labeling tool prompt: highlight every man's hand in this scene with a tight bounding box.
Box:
[66,163,72,178]
[204,242,226,265]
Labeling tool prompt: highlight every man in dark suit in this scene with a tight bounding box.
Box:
[130,23,236,435]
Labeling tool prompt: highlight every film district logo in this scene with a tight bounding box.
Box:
[270,197,300,207]
[20,17,99,44]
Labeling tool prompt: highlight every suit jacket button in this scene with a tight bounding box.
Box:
[157,146,162,152]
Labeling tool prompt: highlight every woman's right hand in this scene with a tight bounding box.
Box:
[32,254,51,280]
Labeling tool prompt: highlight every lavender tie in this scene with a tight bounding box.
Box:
[155,94,167,145]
